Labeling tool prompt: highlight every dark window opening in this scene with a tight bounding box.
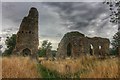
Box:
[67,43,72,57]
[29,31,31,34]
[22,31,24,33]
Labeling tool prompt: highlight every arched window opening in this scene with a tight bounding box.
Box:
[90,44,94,55]
[99,46,101,49]
[99,46,102,55]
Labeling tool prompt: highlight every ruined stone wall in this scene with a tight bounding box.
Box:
[57,31,110,58]
[13,7,39,58]
[56,32,85,58]
[87,37,110,56]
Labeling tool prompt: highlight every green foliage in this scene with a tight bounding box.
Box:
[111,31,120,55]
[3,34,16,56]
[104,1,120,54]
[104,1,120,24]
[109,48,117,55]
[38,40,52,57]
[37,64,60,79]
[37,64,81,78]
[37,49,46,57]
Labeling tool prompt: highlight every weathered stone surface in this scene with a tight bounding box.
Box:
[13,7,39,58]
[57,31,110,58]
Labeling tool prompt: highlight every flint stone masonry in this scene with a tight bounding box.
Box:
[13,7,39,58]
[57,31,110,58]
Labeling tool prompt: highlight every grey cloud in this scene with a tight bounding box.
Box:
[44,2,111,32]
[2,2,117,50]
[2,2,68,50]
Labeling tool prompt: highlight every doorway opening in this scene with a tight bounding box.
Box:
[67,43,72,57]
[22,48,31,56]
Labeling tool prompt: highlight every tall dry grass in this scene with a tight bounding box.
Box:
[2,56,39,78]
[2,55,119,78]
[41,56,119,78]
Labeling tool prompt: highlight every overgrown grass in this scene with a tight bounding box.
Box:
[37,63,82,78]
[40,56,119,78]
[2,56,39,78]
[2,55,119,78]
[37,64,60,78]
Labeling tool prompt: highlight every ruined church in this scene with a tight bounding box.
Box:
[13,7,39,57]
[12,7,110,58]
[57,31,110,58]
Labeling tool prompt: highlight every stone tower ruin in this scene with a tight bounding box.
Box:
[13,7,39,57]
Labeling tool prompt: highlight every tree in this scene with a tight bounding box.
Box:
[104,1,120,55]
[111,31,120,54]
[104,1,120,30]
[38,40,52,57]
[3,34,16,56]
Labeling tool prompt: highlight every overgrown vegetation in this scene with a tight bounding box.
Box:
[40,56,119,78]
[37,63,81,78]
[111,31,120,55]
[2,56,39,78]
[2,34,16,56]
[104,1,120,55]
[2,56,119,78]
[38,40,52,57]
[37,64,60,78]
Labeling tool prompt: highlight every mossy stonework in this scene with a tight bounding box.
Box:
[57,31,110,58]
[13,7,39,58]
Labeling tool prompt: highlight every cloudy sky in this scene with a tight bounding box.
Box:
[1,2,118,51]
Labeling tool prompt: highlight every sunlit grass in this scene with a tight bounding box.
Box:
[2,55,119,78]
[40,56,119,78]
[2,56,39,78]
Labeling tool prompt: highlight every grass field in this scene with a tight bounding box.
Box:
[2,56,39,78]
[2,55,120,78]
[40,56,119,78]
